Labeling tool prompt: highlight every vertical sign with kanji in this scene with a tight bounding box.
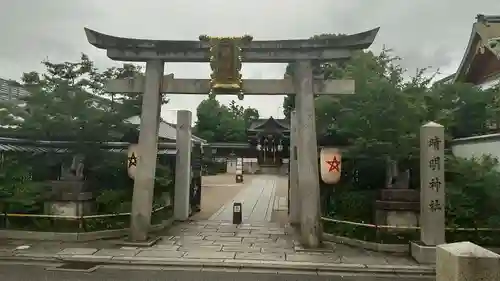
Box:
[420,122,445,246]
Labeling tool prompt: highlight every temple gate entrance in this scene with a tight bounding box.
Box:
[84,27,379,248]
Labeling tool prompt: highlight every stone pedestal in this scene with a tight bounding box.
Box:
[375,189,419,230]
[436,242,500,281]
[411,241,437,264]
[44,180,95,217]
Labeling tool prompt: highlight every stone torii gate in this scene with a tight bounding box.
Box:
[84,28,379,248]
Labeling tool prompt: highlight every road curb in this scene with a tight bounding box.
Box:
[0,254,435,276]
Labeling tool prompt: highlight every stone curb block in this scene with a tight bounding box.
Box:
[0,253,435,276]
[322,233,409,254]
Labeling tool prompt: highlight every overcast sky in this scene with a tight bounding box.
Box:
[1,0,499,124]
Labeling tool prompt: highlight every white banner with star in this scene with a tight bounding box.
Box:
[127,144,138,179]
[320,147,341,184]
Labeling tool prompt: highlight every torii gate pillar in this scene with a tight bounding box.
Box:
[292,60,322,248]
[130,60,164,241]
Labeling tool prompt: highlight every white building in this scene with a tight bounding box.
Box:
[0,78,30,104]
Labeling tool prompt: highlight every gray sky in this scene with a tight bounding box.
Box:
[1,0,499,123]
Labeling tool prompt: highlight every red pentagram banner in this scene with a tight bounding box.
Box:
[320,148,342,184]
[326,156,340,172]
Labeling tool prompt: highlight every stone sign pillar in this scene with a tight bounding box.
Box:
[130,60,164,241]
[174,110,192,221]
[411,121,446,263]
[289,110,300,225]
[293,60,321,248]
[420,121,445,245]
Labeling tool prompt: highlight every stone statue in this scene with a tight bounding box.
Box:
[60,154,85,181]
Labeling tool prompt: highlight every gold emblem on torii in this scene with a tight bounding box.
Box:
[199,35,253,100]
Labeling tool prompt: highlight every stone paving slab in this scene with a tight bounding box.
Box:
[209,176,276,222]
[221,245,262,253]
[178,245,223,251]
[136,249,185,258]
[286,253,341,263]
[94,249,138,257]
[184,251,236,259]
[236,252,285,260]
[57,248,98,255]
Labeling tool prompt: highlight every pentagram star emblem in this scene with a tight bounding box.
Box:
[326,156,340,172]
[128,153,138,168]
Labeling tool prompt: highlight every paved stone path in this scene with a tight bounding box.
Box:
[273,196,288,211]
[0,220,424,269]
[209,176,276,222]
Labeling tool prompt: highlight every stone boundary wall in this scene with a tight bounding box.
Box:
[0,218,174,242]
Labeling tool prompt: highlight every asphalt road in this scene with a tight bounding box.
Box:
[0,262,433,281]
[0,262,356,281]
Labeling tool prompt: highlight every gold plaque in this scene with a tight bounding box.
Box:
[200,35,253,100]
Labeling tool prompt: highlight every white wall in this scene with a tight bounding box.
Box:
[226,158,259,174]
[478,76,500,90]
[451,133,500,160]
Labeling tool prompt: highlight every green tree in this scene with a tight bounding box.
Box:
[194,97,259,142]
[0,54,163,141]
[283,37,500,185]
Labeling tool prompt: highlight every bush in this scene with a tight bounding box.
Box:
[205,160,226,175]
[325,189,375,222]
[0,154,46,214]
[322,154,500,246]
[0,149,175,232]
[445,155,500,229]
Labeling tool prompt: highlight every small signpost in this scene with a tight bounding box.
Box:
[232,202,242,224]
[235,157,243,183]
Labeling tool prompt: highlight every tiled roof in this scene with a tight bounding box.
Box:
[248,117,290,132]
[0,137,176,154]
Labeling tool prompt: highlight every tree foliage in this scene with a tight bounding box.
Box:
[194,97,259,142]
[283,40,500,165]
[286,33,500,241]
[0,54,169,142]
[0,55,175,225]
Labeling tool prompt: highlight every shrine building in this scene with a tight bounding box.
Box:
[207,116,290,175]
[437,14,500,88]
